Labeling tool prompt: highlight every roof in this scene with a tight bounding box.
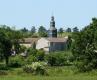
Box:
[19,38,39,43]
[46,37,68,42]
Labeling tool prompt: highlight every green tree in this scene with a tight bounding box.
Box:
[72,18,97,71]
[31,26,36,35]
[0,31,12,65]
[0,25,23,55]
[38,26,47,37]
[73,27,79,32]
[66,28,72,32]
[58,28,64,37]
[33,42,36,49]
[21,27,28,33]
[66,36,72,50]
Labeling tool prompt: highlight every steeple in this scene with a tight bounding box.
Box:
[50,16,55,28]
[48,16,57,37]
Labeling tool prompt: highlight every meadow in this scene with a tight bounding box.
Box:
[0,66,97,80]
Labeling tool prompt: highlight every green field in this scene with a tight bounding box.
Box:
[0,66,97,80]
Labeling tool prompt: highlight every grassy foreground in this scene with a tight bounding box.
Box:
[0,66,97,80]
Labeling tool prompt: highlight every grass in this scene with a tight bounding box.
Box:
[0,66,97,80]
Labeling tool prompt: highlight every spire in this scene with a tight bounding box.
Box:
[50,15,55,28]
[51,16,54,21]
[48,15,57,37]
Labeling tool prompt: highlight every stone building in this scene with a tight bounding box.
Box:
[36,37,68,52]
[36,16,68,52]
[19,16,68,52]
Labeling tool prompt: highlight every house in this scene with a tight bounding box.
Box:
[19,16,69,52]
[36,37,68,52]
[19,38,39,48]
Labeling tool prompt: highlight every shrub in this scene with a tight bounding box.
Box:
[0,64,9,70]
[26,55,37,64]
[36,49,45,61]
[20,45,27,53]
[23,62,47,75]
[46,52,71,66]
[9,55,25,68]
[23,65,34,73]
[26,48,45,62]
[27,48,37,56]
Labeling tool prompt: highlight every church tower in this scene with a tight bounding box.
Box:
[48,16,57,37]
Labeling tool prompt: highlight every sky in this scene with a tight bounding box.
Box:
[0,0,97,30]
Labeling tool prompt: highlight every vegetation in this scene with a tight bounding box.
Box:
[38,26,47,37]
[0,66,97,80]
[1,18,97,79]
[58,28,64,37]
[72,18,97,71]
[23,62,47,75]
[8,55,25,68]
[45,51,72,66]
[0,30,12,65]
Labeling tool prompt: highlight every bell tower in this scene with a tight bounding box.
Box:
[48,16,57,37]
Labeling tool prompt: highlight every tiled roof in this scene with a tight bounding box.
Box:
[46,37,68,42]
[19,38,39,43]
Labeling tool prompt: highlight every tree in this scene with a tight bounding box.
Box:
[66,36,72,50]
[73,27,79,32]
[0,25,23,56]
[31,26,36,34]
[58,28,64,37]
[21,27,28,33]
[66,28,72,32]
[33,42,36,49]
[72,18,97,71]
[38,26,47,37]
[0,31,12,65]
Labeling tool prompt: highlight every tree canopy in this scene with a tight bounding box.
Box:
[72,18,97,71]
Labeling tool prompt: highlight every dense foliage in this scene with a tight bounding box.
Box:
[72,18,97,71]
[9,55,25,68]
[23,62,47,75]
[46,51,72,66]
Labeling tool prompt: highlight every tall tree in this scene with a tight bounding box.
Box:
[31,26,36,34]
[73,27,79,32]
[66,28,72,32]
[38,26,47,37]
[0,25,23,54]
[21,27,28,33]
[72,18,97,71]
[0,31,12,65]
[58,28,64,37]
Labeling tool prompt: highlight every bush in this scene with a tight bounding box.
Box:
[9,55,25,68]
[27,48,37,56]
[26,48,45,63]
[23,62,47,75]
[23,65,34,73]
[36,49,45,61]
[20,45,27,53]
[26,55,37,64]
[74,59,97,72]
[46,52,71,66]
[0,64,9,70]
